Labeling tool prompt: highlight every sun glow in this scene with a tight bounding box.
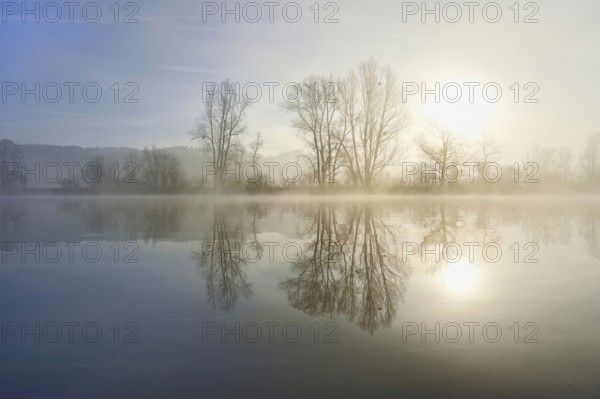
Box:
[441,260,477,293]
[421,96,495,138]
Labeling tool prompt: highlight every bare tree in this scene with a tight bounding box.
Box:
[246,132,264,188]
[283,76,344,187]
[249,131,263,165]
[477,131,501,164]
[581,131,600,184]
[84,155,114,190]
[557,146,573,183]
[418,125,463,185]
[527,145,572,185]
[140,148,184,192]
[470,131,501,183]
[339,59,408,187]
[192,80,249,186]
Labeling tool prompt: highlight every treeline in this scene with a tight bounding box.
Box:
[0,141,186,193]
[190,57,600,193]
[57,148,185,193]
[2,57,600,194]
[2,134,600,194]
[193,58,406,190]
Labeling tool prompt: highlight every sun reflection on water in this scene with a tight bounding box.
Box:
[441,260,478,293]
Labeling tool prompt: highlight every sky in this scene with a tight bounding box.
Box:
[1,0,599,161]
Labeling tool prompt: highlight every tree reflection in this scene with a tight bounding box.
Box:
[419,203,460,274]
[0,200,26,247]
[578,205,600,260]
[193,207,258,312]
[281,204,409,333]
[519,203,573,246]
[59,198,185,244]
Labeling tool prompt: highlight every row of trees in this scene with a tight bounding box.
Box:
[3,59,600,193]
[283,60,408,188]
[0,141,185,193]
[192,58,600,191]
[192,59,408,188]
[61,148,186,192]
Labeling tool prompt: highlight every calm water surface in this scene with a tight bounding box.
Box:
[1,196,599,398]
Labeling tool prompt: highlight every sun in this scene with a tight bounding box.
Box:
[421,95,495,138]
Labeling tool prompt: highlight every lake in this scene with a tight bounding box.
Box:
[1,195,599,398]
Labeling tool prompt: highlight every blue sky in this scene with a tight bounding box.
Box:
[1,0,599,159]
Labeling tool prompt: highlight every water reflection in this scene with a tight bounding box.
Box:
[516,201,599,260]
[58,198,186,243]
[281,204,409,333]
[520,204,573,246]
[420,204,461,275]
[578,206,600,259]
[3,196,600,398]
[2,196,600,330]
[0,200,26,243]
[192,208,256,312]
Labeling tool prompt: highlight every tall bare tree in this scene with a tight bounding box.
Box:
[192,80,249,185]
[283,76,344,187]
[339,59,408,187]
